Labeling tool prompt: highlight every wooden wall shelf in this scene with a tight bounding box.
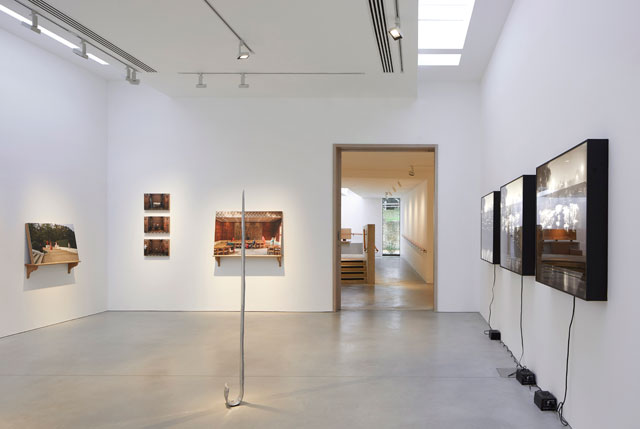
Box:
[214,255,282,267]
[25,261,80,279]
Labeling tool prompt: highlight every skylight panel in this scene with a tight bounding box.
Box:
[418,54,461,66]
[418,0,475,50]
[418,20,469,49]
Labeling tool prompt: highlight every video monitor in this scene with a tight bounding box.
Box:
[481,191,500,264]
[500,175,536,275]
[536,139,608,300]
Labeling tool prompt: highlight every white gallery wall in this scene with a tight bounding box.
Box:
[0,29,108,337]
[107,80,484,312]
[480,0,640,427]
[400,180,433,283]
[341,191,382,249]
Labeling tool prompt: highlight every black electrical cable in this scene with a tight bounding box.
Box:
[557,296,576,426]
[516,275,525,368]
[484,264,497,334]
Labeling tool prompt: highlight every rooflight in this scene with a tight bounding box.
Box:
[418,0,475,50]
[0,4,109,65]
[418,54,461,66]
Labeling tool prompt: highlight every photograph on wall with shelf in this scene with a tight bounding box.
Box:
[536,139,608,300]
[144,239,170,256]
[144,193,170,211]
[214,211,283,258]
[144,216,170,234]
[26,223,79,265]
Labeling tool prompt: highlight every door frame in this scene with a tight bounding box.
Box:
[333,144,438,311]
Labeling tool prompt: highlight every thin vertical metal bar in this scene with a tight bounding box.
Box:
[394,0,404,72]
[224,190,246,407]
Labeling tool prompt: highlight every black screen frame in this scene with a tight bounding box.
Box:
[535,139,608,301]
[481,191,501,264]
[500,175,536,276]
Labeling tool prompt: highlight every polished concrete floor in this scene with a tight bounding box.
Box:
[0,311,564,428]
[342,256,434,310]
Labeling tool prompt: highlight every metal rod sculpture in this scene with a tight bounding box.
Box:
[224,191,246,407]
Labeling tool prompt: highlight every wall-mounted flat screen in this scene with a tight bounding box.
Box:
[500,175,536,275]
[144,216,170,234]
[214,211,283,258]
[144,239,170,256]
[26,223,79,265]
[536,139,608,300]
[144,193,170,211]
[481,191,500,264]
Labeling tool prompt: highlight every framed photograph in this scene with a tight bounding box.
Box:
[536,139,608,300]
[214,211,283,259]
[144,239,170,256]
[26,223,79,265]
[481,191,500,264]
[500,175,536,275]
[144,193,170,211]
[144,216,170,234]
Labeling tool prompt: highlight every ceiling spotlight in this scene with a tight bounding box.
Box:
[238,73,249,89]
[126,66,140,85]
[237,41,250,60]
[21,10,40,34]
[196,73,207,89]
[397,181,402,187]
[388,18,403,40]
[408,165,415,177]
[392,186,397,193]
[73,39,88,59]
[130,69,140,85]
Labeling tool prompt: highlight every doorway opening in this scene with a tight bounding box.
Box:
[333,145,436,311]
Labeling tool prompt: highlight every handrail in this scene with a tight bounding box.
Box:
[402,235,428,253]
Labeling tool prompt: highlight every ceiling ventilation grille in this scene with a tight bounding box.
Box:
[25,0,156,72]
[367,0,394,73]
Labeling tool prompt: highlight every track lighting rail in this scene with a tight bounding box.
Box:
[201,0,254,54]
[11,0,153,73]
[392,0,404,72]
[179,72,366,75]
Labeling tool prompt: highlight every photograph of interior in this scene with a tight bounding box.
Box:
[0,0,635,427]
[144,193,170,211]
[144,216,170,234]
[144,239,170,257]
[213,211,283,265]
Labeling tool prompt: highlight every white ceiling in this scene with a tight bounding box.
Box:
[0,0,513,96]
[342,151,434,198]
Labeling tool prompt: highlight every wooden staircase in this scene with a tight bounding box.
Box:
[341,259,367,284]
